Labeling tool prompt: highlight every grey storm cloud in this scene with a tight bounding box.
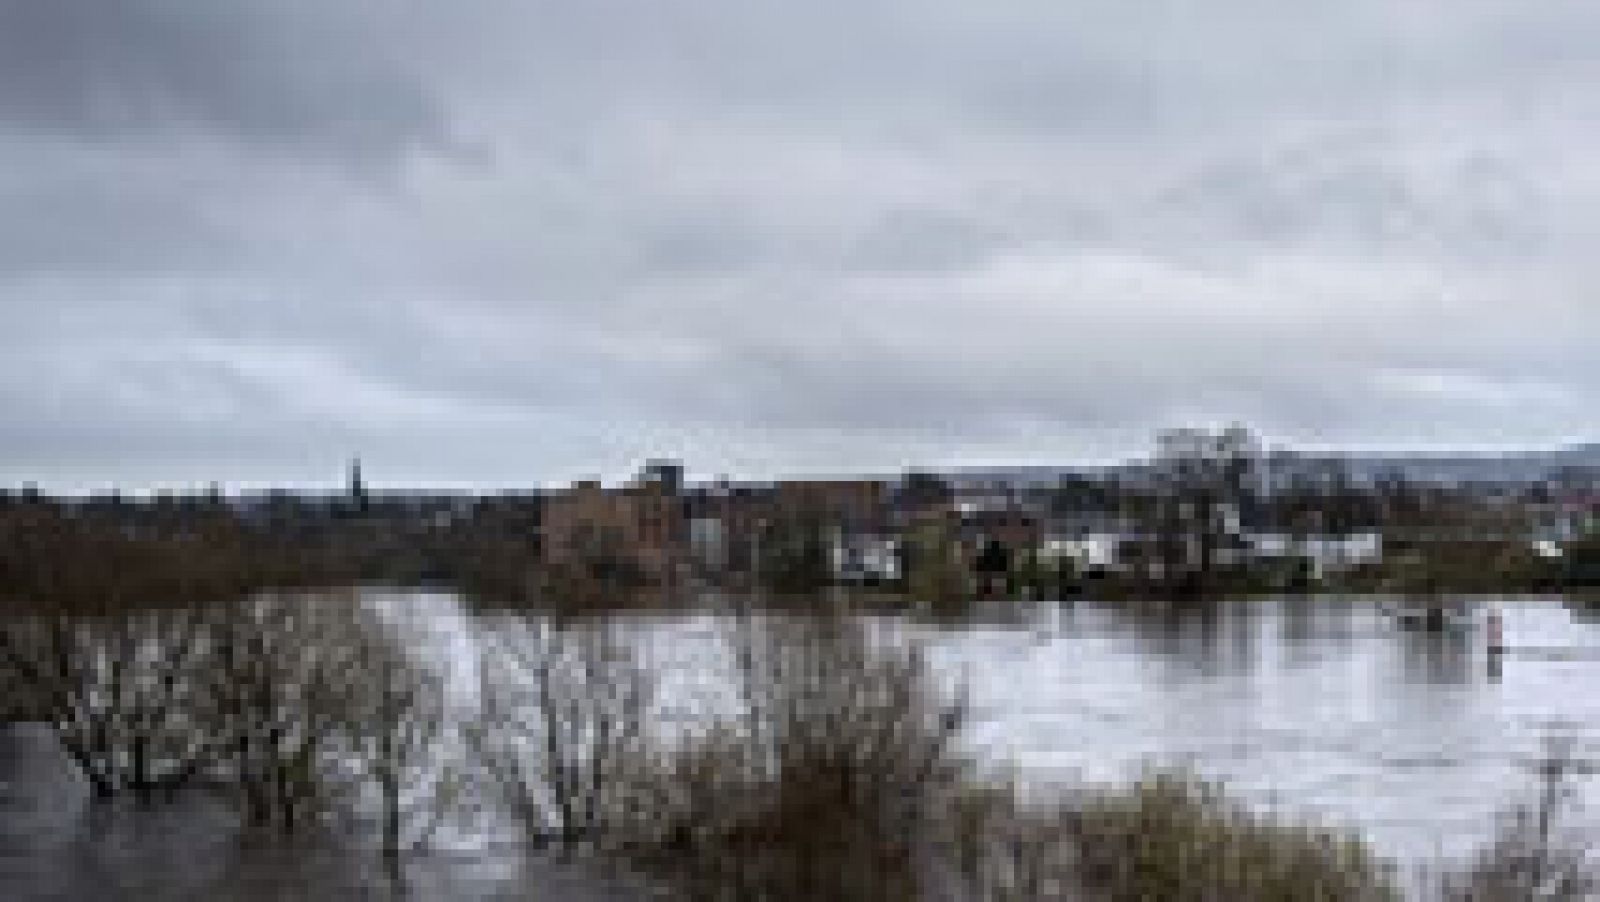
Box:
[0,2,448,162]
[3,0,1600,489]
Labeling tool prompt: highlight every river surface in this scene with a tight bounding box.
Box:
[915,595,1600,865]
[5,593,1600,898]
[429,592,1600,865]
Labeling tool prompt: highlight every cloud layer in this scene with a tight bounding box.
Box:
[4,1,1598,489]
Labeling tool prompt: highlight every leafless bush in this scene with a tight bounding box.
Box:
[1438,737,1596,901]
[326,617,459,886]
[620,613,968,901]
[464,611,1396,901]
[466,615,656,850]
[185,592,384,836]
[0,587,431,844]
[0,598,218,798]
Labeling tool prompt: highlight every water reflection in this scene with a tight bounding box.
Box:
[1393,624,1476,686]
[1085,598,1265,681]
[906,595,1044,631]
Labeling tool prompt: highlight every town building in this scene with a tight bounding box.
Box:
[539,466,689,586]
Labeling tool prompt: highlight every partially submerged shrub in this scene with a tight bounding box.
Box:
[1438,738,1596,902]
[467,616,657,849]
[330,610,454,868]
[1065,770,1398,901]
[1,599,220,797]
[1,585,454,860]
[946,771,1398,902]
[614,614,967,901]
[472,611,1404,901]
[943,777,1082,901]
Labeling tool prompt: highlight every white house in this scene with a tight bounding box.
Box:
[1040,533,1125,571]
[831,534,901,583]
[1248,532,1382,578]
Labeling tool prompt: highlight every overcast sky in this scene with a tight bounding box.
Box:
[3,1,1597,491]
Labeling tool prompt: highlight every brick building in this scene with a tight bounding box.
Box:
[540,468,688,586]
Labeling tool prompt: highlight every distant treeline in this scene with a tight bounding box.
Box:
[4,424,1600,609]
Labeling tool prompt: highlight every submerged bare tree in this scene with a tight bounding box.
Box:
[466,615,656,850]
[1440,737,1597,902]
[462,609,969,899]
[190,592,381,836]
[334,610,454,871]
[0,597,218,798]
[3,580,463,881]
[0,588,400,834]
[628,612,969,901]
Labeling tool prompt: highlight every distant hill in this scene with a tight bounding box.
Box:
[1345,444,1600,486]
[1551,443,1600,467]
[938,443,1600,489]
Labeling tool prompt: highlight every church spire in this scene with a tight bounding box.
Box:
[349,457,367,510]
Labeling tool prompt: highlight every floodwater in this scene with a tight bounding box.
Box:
[445,593,1600,866]
[918,595,1600,865]
[0,718,653,900]
[5,593,1599,898]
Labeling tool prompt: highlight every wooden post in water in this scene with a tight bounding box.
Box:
[1486,607,1505,655]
